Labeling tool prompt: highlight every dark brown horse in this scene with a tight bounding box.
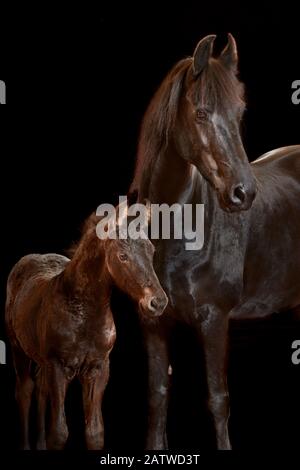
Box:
[130,34,300,449]
[5,208,168,450]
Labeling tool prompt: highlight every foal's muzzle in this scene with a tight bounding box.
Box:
[139,291,168,317]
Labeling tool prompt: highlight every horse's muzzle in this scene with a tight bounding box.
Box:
[221,181,257,212]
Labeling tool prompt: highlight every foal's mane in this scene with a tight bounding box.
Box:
[67,212,100,259]
[130,57,193,192]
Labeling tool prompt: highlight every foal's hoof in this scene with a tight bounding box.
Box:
[36,440,47,450]
[146,435,168,450]
[86,433,104,450]
[47,436,68,450]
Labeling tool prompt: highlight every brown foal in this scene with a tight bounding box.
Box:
[5,210,168,450]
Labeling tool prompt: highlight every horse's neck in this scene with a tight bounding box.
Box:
[142,143,199,205]
[63,231,111,303]
[142,142,211,206]
[141,142,222,241]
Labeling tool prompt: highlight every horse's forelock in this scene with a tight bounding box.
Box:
[198,59,245,110]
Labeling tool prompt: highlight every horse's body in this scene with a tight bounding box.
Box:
[130,34,300,449]
[6,212,168,450]
[159,146,300,323]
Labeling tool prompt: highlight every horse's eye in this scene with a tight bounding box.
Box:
[118,253,129,262]
[195,109,209,123]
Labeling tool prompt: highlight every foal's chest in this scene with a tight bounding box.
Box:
[50,300,116,366]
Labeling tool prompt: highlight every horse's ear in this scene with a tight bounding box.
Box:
[219,33,238,73]
[193,35,216,76]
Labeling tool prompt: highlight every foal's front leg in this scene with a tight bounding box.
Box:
[199,307,231,450]
[143,324,170,450]
[46,362,70,450]
[12,346,34,450]
[80,359,110,450]
[36,368,48,450]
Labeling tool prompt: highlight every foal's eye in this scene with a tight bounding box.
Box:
[118,253,129,262]
[195,109,209,123]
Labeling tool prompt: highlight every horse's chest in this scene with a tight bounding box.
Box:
[156,241,243,317]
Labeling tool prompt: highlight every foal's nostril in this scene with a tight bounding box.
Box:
[231,184,246,205]
[148,296,167,314]
[149,297,159,311]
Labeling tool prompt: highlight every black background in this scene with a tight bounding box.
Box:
[0,0,299,453]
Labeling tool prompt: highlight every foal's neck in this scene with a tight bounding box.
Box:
[64,223,111,302]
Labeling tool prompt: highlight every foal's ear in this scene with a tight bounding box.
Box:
[219,33,238,73]
[115,200,128,226]
[193,35,216,77]
[143,198,151,225]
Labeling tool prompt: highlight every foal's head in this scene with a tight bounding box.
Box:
[105,236,168,319]
[101,206,168,320]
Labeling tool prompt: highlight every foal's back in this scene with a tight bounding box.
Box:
[6,254,69,354]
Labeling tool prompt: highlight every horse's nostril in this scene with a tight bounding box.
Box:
[232,184,246,205]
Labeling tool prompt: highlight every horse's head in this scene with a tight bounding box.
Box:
[177,34,257,212]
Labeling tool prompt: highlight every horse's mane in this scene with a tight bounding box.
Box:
[130,57,193,192]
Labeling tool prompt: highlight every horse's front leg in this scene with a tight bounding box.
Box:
[80,359,110,450]
[199,307,231,450]
[143,323,171,450]
[46,362,70,450]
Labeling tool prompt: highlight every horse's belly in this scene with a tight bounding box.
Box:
[232,260,300,319]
